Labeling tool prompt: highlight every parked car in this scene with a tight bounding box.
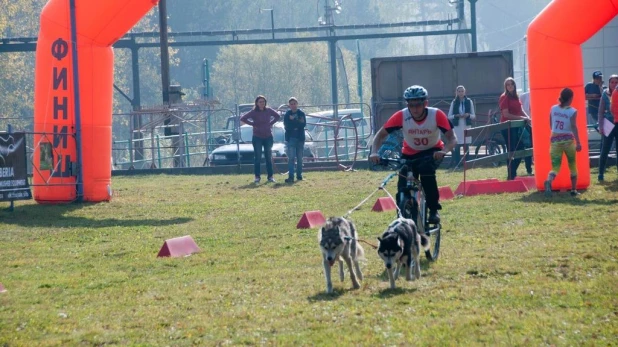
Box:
[223,103,287,131]
[305,108,372,159]
[207,122,316,165]
[305,108,371,145]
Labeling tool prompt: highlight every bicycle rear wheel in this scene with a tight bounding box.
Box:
[415,189,438,261]
[426,223,441,261]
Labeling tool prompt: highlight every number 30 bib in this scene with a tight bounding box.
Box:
[402,107,440,151]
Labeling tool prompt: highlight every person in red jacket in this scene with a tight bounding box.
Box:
[499,77,531,180]
[240,95,281,183]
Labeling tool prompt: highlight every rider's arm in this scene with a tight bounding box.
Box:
[370,127,389,156]
[371,111,403,159]
[442,129,457,154]
[434,110,457,159]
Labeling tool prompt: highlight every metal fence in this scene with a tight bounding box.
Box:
[1,101,375,173]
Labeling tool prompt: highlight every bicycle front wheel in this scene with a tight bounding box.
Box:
[398,198,424,233]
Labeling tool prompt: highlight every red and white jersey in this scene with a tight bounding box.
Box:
[550,104,576,134]
[383,107,453,156]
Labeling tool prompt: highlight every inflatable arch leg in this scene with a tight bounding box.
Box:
[33,0,159,203]
[527,0,618,191]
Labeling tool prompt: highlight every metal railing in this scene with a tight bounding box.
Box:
[1,101,375,172]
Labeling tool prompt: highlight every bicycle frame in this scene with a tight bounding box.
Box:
[379,158,439,234]
[378,156,442,261]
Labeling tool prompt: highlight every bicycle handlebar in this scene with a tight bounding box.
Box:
[377,156,436,188]
[378,156,435,168]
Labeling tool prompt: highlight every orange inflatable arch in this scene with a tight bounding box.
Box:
[528,0,618,190]
[33,0,158,203]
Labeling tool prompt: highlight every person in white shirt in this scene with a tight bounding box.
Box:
[447,86,475,169]
[544,88,582,197]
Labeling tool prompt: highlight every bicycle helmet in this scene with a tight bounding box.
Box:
[403,85,428,100]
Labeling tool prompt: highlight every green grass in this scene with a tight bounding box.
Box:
[1,167,617,346]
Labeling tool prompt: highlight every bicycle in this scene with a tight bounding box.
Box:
[377,156,441,262]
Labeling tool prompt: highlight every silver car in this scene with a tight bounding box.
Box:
[208,122,316,165]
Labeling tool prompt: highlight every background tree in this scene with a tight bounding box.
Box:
[0,0,554,128]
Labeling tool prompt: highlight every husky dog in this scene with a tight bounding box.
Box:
[377,218,430,289]
[319,217,364,294]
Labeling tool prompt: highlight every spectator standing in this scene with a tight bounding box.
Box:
[596,74,618,181]
[544,88,582,197]
[585,71,603,126]
[519,91,534,175]
[240,95,281,183]
[447,85,476,169]
[283,97,306,183]
[602,79,618,181]
[499,77,531,180]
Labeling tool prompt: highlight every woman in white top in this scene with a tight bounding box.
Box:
[447,85,476,169]
[544,87,582,197]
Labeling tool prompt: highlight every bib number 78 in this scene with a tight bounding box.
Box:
[554,120,564,130]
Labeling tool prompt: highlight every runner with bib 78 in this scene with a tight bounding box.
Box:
[370,85,457,224]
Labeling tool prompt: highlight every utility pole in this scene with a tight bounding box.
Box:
[469,0,478,52]
[260,8,275,40]
[323,0,338,115]
[158,0,171,104]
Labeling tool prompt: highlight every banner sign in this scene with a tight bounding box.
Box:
[0,132,32,201]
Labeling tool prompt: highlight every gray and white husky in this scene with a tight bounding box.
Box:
[377,218,429,289]
[318,217,364,294]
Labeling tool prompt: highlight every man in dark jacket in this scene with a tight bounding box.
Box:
[283,97,306,183]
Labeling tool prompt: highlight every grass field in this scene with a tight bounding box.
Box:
[1,167,617,346]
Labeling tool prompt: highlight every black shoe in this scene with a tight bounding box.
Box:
[296,176,303,181]
[428,210,440,224]
[285,178,294,183]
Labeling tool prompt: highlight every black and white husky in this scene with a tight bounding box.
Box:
[319,217,364,294]
[377,218,429,289]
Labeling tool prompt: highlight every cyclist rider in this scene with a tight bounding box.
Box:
[370,85,457,224]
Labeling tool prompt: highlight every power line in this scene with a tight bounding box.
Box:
[496,36,525,51]
[481,15,536,37]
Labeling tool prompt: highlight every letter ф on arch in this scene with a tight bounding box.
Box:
[527,0,618,191]
[33,0,159,203]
